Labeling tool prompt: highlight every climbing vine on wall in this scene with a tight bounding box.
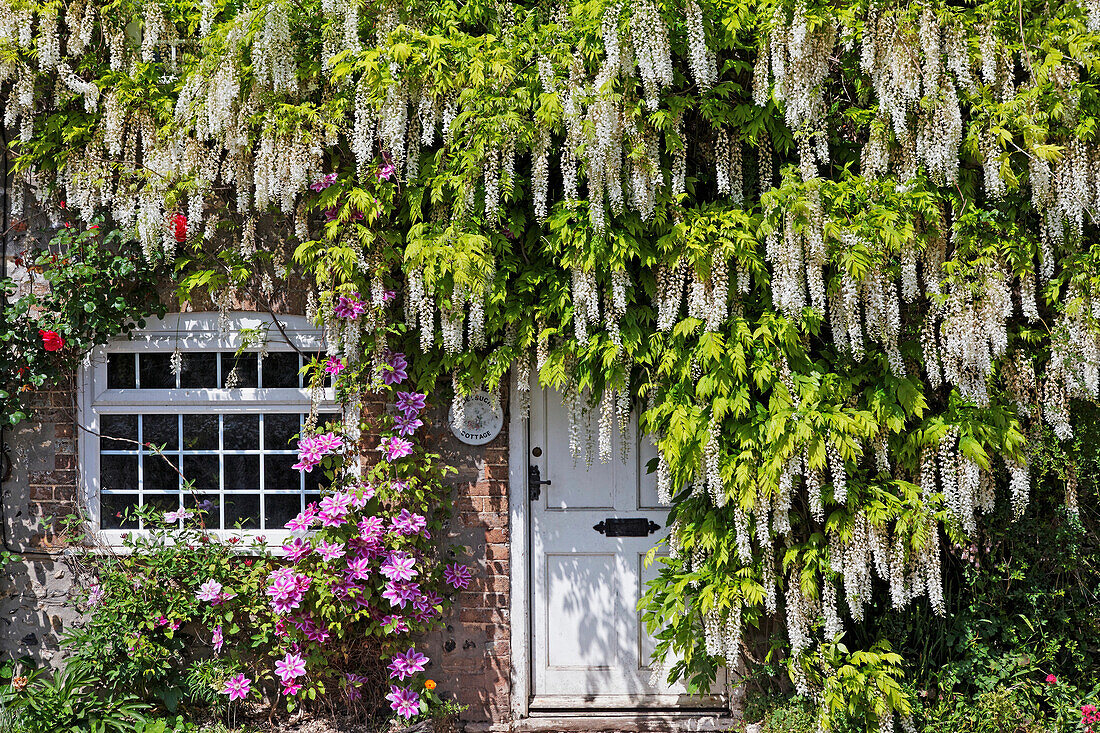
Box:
[3,0,1100,726]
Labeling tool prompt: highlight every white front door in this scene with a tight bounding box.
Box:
[528,386,726,709]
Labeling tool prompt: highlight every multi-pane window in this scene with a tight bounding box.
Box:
[80,314,334,540]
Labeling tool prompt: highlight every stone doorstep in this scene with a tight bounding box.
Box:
[464,714,740,733]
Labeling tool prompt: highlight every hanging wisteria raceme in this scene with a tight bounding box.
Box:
[5,0,1100,726]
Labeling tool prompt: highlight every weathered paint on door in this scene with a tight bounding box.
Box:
[528,386,727,709]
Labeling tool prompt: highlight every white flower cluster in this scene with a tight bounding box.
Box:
[65,0,95,55]
[827,510,945,627]
[930,268,1010,406]
[627,0,672,110]
[0,5,32,48]
[570,265,600,345]
[253,0,297,94]
[822,578,843,639]
[684,0,716,92]
[57,63,100,112]
[532,126,551,221]
[255,126,323,215]
[714,130,744,205]
[1043,286,1100,440]
[761,3,834,173]
[37,7,60,71]
[404,267,436,353]
[783,576,817,695]
[655,260,689,331]
[2,61,35,141]
[140,2,165,63]
[352,75,377,177]
[856,9,980,186]
[700,416,725,506]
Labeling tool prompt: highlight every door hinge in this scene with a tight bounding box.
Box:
[528,464,551,501]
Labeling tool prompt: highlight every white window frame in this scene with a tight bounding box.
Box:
[78,311,336,546]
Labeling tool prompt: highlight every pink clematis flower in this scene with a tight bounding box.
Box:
[196,579,224,603]
[380,350,408,385]
[393,414,423,436]
[388,646,429,680]
[222,673,251,701]
[333,293,366,319]
[285,504,318,532]
[163,508,193,523]
[391,509,427,536]
[394,391,426,417]
[275,652,307,683]
[376,162,397,182]
[386,685,420,719]
[444,563,471,590]
[282,536,313,562]
[380,436,414,462]
[317,540,347,562]
[381,552,418,582]
[310,172,338,191]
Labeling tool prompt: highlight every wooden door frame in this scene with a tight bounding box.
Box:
[507,367,533,719]
[507,375,732,721]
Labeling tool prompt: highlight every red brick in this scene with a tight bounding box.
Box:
[484,544,509,560]
[460,607,508,624]
[50,391,74,408]
[461,511,507,528]
[482,447,508,464]
[30,486,53,501]
[460,496,507,513]
[55,454,76,470]
[54,423,74,438]
[28,470,75,486]
[467,480,496,497]
[458,622,512,641]
[458,591,509,608]
[484,528,508,543]
[484,462,509,480]
[468,575,510,593]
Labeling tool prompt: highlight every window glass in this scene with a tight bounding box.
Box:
[100,415,137,450]
[180,353,217,389]
[107,354,136,389]
[183,414,218,450]
[262,352,300,388]
[224,415,259,450]
[222,353,259,388]
[93,339,323,534]
[139,354,176,389]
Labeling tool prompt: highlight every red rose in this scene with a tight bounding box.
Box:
[39,329,64,352]
[170,213,187,244]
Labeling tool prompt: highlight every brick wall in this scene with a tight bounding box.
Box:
[423,396,512,728]
[23,380,80,546]
[0,295,517,725]
[0,375,84,663]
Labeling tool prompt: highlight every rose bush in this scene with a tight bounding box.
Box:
[0,218,166,426]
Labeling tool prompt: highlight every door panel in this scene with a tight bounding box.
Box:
[529,386,727,709]
[545,553,618,669]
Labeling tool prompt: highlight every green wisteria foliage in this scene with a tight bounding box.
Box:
[2,0,1098,726]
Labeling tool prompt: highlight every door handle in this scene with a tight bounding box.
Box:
[593,518,661,537]
[528,464,551,501]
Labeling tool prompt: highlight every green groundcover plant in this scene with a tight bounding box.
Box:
[4,0,1100,728]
